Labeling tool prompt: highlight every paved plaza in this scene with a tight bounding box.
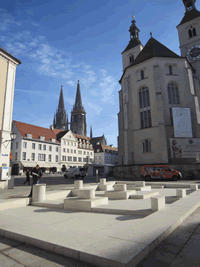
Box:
[0,178,200,266]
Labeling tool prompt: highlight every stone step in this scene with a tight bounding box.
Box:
[130,191,159,199]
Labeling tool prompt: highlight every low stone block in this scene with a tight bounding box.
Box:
[127,185,151,191]
[176,189,186,198]
[105,190,135,200]
[151,196,165,211]
[135,181,145,187]
[63,197,108,211]
[78,189,95,199]
[130,191,159,199]
[190,184,198,190]
[114,184,127,191]
[100,178,106,185]
[98,184,113,191]
[74,180,83,189]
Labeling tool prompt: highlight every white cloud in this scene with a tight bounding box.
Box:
[86,101,103,115]
[99,69,117,104]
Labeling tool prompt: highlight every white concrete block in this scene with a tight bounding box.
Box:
[105,190,135,200]
[63,197,108,211]
[130,191,159,199]
[190,184,198,190]
[32,184,46,202]
[98,184,113,191]
[100,178,106,185]
[127,185,151,191]
[135,181,145,187]
[114,184,127,191]
[78,189,95,199]
[176,189,187,198]
[74,180,83,189]
[151,196,165,211]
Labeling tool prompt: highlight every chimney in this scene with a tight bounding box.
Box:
[50,125,54,130]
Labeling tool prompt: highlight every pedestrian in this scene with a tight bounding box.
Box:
[28,164,43,197]
[23,168,31,185]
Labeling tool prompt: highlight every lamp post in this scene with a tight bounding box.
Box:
[2,132,17,148]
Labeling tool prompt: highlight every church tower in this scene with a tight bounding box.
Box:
[121,14,143,71]
[53,86,68,130]
[177,0,200,80]
[70,80,87,136]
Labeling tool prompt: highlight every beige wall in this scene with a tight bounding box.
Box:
[0,57,8,131]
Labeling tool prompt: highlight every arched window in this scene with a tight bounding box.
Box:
[169,65,173,75]
[189,29,192,38]
[129,55,134,63]
[167,82,180,104]
[139,87,152,129]
[193,27,197,36]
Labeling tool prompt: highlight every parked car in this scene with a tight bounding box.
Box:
[64,167,87,179]
[140,165,182,181]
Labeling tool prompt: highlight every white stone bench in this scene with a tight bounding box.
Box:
[151,196,165,211]
[114,184,127,191]
[78,189,95,199]
[32,184,46,202]
[100,178,106,185]
[74,180,83,189]
[135,181,145,187]
[190,184,198,191]
[176,189,186,198]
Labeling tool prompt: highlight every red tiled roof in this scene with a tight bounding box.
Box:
[74,134,91,142]
[93,144,118,152]
[13,121,60,143]
[52,129,63,135]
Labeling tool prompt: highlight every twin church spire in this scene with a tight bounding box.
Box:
[53,81,87,136]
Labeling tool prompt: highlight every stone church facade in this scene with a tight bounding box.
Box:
[118,0,200,166]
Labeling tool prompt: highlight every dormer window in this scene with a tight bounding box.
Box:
[40,136,45,141]
[97,149,100,152]
[129,55,134,64]
[26,134,32,139]
[141,70,144,80]
[51,138,56,143]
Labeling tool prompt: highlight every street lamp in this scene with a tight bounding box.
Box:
[2,132,17,148]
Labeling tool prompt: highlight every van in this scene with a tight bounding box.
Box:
[140,165,182,181]
[64,167,87,179]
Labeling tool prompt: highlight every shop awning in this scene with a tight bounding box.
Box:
[22,162,60,168]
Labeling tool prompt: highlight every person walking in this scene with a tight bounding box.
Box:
[23,168,31,185]
[28,164,42,197]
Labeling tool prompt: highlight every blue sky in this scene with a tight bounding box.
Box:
[0,0,198,147]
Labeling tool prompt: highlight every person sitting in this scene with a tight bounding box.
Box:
[28,164,42,197]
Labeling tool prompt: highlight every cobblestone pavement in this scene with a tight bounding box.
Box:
[0,208,199,267]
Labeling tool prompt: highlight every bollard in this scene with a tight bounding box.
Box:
[32,184,46,202]
[74,180,83,189]
[96,169,98,184]
[100,178,106,185]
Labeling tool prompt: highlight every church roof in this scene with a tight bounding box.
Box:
[119,37,181,83]
[90,135,107,146]
[122,38,142,54]
[177,8,200,26]
[13,121,60,143]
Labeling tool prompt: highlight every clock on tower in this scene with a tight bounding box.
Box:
[187,45,200,61]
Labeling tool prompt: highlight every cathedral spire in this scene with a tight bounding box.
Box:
[90,125,93,138]
[58,85,65,112]
[74,80,84,110]
[182,0,196,12]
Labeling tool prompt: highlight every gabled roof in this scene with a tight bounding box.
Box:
[56,130,69,140]
[74,134,91,142]
[119,37,181,83]
[13,121,59,143]
[0,47,21,65]
[52,128,63,135]
[93,144,118,153]
[122,39,142,54]
[177,9,200,26]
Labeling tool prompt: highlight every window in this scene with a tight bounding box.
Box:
[22,152,26,160]
[189,29,192,38]
[62,156,66,161]
[74,150,76,154]
[49,155,51,162]
[84,151,86,155]
[68,156,72,161]
[87,152,89,155]
[83,158,87,162]
[16,142,18,149]
[140,110,152,128]
[90,152,92,156]
[56,155,58,162]
[97,149,100,153]
[15,152,18,161]
[129,55,134,63]
[71,149,73,153]
[189,27,197,38]
[139,87,150,108]
[11,142,13,150]
[31,153,35,161]
[193,27,197,36]
[68,142,69,145]
[165,167,172,171]
[49,146,52,151]
[43,145,46,151]
[169,65,173,75]
[90,158,93,163]
[67,149,69,153]
[73,157,77,162]
[71,142,73,146]
[63,148,65,152]
[142,140,151,153]
[168,83,180,104]
[78,157,82,162]
[38,154,46,161]
[64,141,66,145]
[78,150,82,154]
[141,70,144,80]
[56,147,58,152]
[23,142,27,149]
[39,144,42,150]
